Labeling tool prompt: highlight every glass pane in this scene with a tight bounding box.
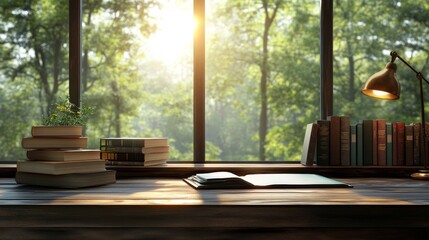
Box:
[205,0,320,161]
[0,0,69,162]
[82,0,193,161]
[334,0,429,124]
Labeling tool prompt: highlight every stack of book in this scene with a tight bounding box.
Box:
[16,126,116,188]
[100,137,169,166]
[301,116,429,167]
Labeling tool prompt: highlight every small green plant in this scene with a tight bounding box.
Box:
[42,97,94,126]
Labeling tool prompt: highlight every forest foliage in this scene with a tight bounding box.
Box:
[0,0,428,162]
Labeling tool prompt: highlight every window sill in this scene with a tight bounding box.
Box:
[0,162,424,178]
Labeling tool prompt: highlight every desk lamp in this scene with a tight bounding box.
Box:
[362,51,429,179]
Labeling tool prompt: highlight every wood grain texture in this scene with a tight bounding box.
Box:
[2,177,429,239]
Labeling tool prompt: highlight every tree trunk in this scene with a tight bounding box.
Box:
[259,1,280,161]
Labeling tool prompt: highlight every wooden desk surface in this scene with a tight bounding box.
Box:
[1,177,429,239]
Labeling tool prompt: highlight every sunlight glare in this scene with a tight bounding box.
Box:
[145,3,194,65]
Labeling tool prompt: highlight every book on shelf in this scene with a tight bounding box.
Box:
[316,120,330,166]
[31,126,83,138]
[386,123,393,166]
[413,122,421,166]
[105,159,167,166]
[184,171,352,189]
[15,170,116,189]
[397,122,405,165]
[27,149,100,161]
[350,124,357,166]
[100,138,168,148]
[100,152,169,162]
[377,119,387,166]
[21,137,88,149]
[17,159,106,175]
[300,123,318,166]
[392,122,398,165]
[372,119,378,166]
[356,122,363,166]
[405,124,414,166]
[100,146,170,154]
[327,116,340,166]
[362,120,373,166]
[340,116,350,166]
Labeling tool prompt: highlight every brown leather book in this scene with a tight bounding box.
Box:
[413,123,421,166]
[392,122,398,166]
[377,120,387,166]
[327,116,340,166]
[397,122,405,166]
[340,116,350,166]
[405,124,414,166]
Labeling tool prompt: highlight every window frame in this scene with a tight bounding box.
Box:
[68,0,333,163]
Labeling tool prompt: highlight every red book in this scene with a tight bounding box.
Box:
[372,120,378,166]
[413,123,421,166]
[392,122,398,165]
[397,122,405,166]
[377,120,387,166]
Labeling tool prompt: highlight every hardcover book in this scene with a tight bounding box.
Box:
[405,125,414,166]
[300,123,318,166]
[362,120,373,166]
[413,123,421,166]
[105,159,167,166]
[184,172,352,189]
[377,120,387,166]
[21,137,88,149]
[350,124,357,166]
[31,126,82,138]
[17,159,106,175]
[100,146,170,154]
[386,123,393,166]
[397,122,405,165]
[340,116,350,166]
[15,170,116,189]
[392,122,398,165]
[27,149,100,161]
[316,120,330,166]
[356,122,363,166]
[100,152,169,162]
[100,138,168,148]
[327,116,341,166]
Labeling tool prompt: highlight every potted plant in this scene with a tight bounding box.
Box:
[31,97,94,137]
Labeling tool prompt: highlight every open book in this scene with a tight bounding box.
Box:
[184,171,352,189]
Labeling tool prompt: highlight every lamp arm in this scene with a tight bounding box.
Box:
[391,51,429,85]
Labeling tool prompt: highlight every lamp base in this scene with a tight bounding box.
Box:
[410,169,429,180]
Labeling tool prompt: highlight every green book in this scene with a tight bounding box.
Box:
[362,120,373,166]
[386,123,393,166]
[357,122,363,166]
[350,124,357,166]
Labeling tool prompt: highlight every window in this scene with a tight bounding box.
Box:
[333,0,429,125]
[2,0,426,163]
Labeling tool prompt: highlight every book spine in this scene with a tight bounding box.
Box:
[316,120,330,166]
[405,124,414,166]
[101,152,146,161]
[362,120,373,166]
[372,120,378,166]
[300,123,318,166]
[327,116,341,166]
[413,122,421,166]
[392,122,398,166]
[386,123,393,166]
[340,116,350,166]
[350,124,357,166]
[397,122,405,166]
[377,120,387,166]
[357,122,363,166]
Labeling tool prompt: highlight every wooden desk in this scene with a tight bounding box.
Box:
[1,177,429,239]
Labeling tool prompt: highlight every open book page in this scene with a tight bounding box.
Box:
[241,174,352,188]
[184,172,352,189]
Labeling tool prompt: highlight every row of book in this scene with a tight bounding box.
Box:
[16,126,116,188]
[100,137,169,166]
[301,116,429,166]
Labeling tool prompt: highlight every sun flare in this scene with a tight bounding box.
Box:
[145,3,195,65]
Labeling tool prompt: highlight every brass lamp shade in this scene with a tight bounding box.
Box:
[361,62,400,100]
